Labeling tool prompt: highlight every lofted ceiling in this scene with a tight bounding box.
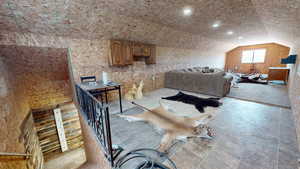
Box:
[103,0,268,41]
[0,0,300,49]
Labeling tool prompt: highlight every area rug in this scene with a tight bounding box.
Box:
[110,88,222,116]
[109,88,298,169]
[110,107,165,169]
[110,105,215,168]
[227,83,291,108]
[110,107,162,151]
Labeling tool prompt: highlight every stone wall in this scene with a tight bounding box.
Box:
[289,47,300,150]
[0,31,226,99]
[0,45,72,109]
[0,0,235,50]
[0,28,227,169]
[0,55,29,169]
[0,45,71,168]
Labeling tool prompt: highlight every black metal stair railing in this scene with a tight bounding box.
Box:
[75,84,114,166]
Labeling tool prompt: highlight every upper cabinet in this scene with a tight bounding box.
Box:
[133,43,152,57]
[122,41,134,65]
[145,44,156,64]
[109,40,123,66]
[109,40,156,66]
[133,43,143,57]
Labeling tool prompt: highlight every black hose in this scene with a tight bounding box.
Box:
[119,154,150,167]
[114,148,178,169]
[136,161,170,169]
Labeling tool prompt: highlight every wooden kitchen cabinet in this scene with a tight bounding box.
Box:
[145,45,156,64]
[132,43,141,56]
[122,41,133,65]
[268,67,290,84]
[133,43,151,57]
[141,44,151,57]
[109,40,156,66]
[109,40,123,66]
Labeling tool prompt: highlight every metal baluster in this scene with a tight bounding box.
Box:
[75,84,114,167]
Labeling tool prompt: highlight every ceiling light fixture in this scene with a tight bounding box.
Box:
[183,7,193,16]
[212,21,221,28]
[212,23,220,28]
[227,31,234,35]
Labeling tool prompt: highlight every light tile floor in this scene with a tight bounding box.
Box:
[170,98,299,169]
[111,88,300,169]
[45,88,299,169]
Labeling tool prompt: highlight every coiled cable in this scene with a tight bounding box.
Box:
[114,148,177,169]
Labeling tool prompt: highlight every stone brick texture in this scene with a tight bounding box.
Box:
[0,56,30,169]
[1,0,299,47]
[0,45,72,109]
[0,31,226,101]
[289,46,300,151]
[0,31,225,169]
[0,0,236,49]
[0,0,300,168]
[0,45,70,168]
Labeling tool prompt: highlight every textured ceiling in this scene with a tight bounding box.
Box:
[103,0,268,40]
[0,0,299,48]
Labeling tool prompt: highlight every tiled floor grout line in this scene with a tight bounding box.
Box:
[108,88,298,169]
[276,108,282,169]
[226,96,291,109]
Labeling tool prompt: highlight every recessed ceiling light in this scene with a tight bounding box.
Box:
[238,36,243,40]
[183,7,193,16]
[212,21,221,28]
[227,31,234,35]
[212,23,220,28]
